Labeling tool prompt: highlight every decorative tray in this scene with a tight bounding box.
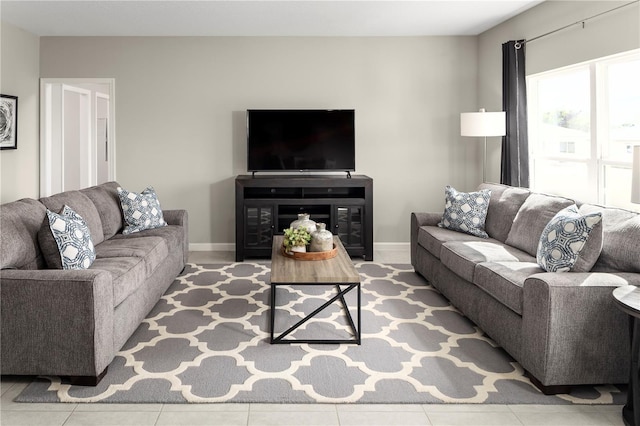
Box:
[281,244,338,261]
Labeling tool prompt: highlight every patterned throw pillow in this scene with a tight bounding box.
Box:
[536,205,602,272]
[46,205,96,270]
[117,186,167,235]
[437,186,491,238]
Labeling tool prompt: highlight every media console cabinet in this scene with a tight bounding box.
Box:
[235,174,373,261]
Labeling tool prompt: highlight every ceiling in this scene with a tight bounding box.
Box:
[0,0,544,37]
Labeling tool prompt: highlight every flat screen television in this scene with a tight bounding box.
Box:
[247,109,355,172]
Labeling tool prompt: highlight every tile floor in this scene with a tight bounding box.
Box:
[0,249,626,426]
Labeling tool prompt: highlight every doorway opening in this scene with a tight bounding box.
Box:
[40,78,116,197]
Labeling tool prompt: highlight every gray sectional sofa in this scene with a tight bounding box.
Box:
[411,182,639,394]
[0,182,188,385]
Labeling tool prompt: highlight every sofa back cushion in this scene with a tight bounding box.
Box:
[0,198,47,270]
[478,183,531,242]
[580,204,640,272]
[40,190,105,245]
[81,182,123,240]
[505,193,574,257]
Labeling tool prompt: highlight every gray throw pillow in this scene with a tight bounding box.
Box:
[437,186,491,238]
[536,205,602,272]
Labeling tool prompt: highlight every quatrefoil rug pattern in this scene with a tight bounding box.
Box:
[17,263,624,404]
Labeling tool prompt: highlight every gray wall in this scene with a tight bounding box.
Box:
[14,2,637,246]
[0,22,40,203]
[39,36,479,246]
[477,0,640,183]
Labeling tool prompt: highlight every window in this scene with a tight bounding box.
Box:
[528,50,640,211]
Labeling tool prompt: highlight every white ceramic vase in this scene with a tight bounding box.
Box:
[290,245,306,254]
[290,213,317,234]
[310,223,333,252]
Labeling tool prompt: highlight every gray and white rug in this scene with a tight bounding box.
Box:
[16,262,625,404]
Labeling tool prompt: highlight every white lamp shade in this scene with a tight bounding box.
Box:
[460,110,506,137]
[632,145,640,204]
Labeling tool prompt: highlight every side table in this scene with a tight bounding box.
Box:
[613,285,640,426]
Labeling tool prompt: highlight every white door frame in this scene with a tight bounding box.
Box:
[62,84,92,191]
[40,78,116,197]
[95,92,111,184]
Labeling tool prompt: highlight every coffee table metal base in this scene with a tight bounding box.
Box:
[270,282,361,345]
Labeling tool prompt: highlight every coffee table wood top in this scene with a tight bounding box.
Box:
[271,235,360,284]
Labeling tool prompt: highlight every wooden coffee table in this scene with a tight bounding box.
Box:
[270,235,361,344]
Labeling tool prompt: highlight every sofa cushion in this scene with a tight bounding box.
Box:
[536,205,603,273]
[437,186,491,238]
[41,206,96,270]
[505,193,574,257]
[40,190,105,245]
[440,240,535,283]
[117,186,167,235]
[91,256,148,307]
[81,182,123,240]
[95,236,169,278]
[580,204,640,273]
[0,198,47,270]
[478,183,531,242]
[474,261,544,315]
[417,226,484,259]
[111,225,185,257]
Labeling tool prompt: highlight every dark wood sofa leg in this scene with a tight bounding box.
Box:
[526,371,572,395]
[64,367,108,386]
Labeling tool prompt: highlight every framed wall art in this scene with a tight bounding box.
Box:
[0,94,18,150]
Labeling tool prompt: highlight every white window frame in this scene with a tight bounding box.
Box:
[527,49,640,208]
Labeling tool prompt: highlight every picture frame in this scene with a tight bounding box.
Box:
[0,94,18,150]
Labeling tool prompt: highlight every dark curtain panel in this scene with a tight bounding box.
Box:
[500,40,530,188]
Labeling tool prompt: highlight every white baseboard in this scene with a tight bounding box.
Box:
[190,242,410,253]
[190,243,235,251]
[373,242,410,252]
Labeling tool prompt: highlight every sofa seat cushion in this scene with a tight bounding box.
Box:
[95,236,169,279]
[91,256,148,307]
[417,226,484,259]
[111,225,185,255]
[440,240,535,283]
[474,261,544,315]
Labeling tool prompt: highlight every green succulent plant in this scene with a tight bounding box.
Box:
[283,226,312,250]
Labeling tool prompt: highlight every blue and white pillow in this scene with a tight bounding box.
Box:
[117,186,167,235]
[437,186,491,238]
[536,205,602,272]
[47,205,96,270]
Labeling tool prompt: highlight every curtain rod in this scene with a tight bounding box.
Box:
[524,0,639,45]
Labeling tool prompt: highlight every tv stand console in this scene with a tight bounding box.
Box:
[235,175,373,261]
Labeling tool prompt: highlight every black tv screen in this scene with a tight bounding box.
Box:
[247,109,355,172]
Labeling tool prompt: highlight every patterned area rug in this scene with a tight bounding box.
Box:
[17,263,625,404]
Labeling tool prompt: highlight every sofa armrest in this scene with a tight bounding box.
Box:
[163,209,189,264]
[521,272,637,386]
[410,212,442,266]
[163,209,188,227]
[0,269,114,377]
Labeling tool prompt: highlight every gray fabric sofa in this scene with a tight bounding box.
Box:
[0,182,188,385]
[411,182,639,394]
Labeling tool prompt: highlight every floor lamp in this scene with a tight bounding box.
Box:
[460,108,506,183]
[632,145,640,204]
